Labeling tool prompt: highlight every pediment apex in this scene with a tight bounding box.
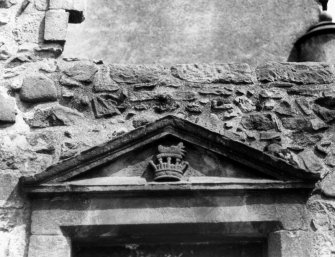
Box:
[21,115,319,187]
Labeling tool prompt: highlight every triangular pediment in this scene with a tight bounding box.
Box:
[21,116,318,193]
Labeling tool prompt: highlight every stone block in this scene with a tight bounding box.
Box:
[0,95,16,124]
[20,74,57,103]
[268,230,312,257]
[44,10,69,41]
[256,62,335,85]
[321,171,335,197]
[171,63,254,84]
[24,105,84,128]
[63,62,98,82]
[241,113,275,131]
[28,235,71,257]
[49,0,85,12]
[49,0,85,23]
[0,174,22,208]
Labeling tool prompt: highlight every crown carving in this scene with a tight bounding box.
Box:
[149,142,189,181]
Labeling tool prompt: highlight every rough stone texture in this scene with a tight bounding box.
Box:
[256,62,335,85]
[28,235,71,257]
[268,230,312,257]
[44,10,69,41]
[62,0,319,65]
[24,105,84,128]
[171,63,254,84]
[63,62,98,82]
[0,95,16,123]
[2,60,335,256]
[20,74,58,103]
[49,0,85,12]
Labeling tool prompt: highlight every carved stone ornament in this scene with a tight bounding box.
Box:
[150,142,189,181]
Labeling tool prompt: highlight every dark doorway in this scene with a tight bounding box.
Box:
[74,241,266,257]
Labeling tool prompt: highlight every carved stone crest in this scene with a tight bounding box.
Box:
[149,142,189,181]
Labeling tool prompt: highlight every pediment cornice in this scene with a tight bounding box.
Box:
[21,116,319,194]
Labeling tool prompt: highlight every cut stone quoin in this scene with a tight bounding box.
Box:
[44,10,69,41]
[49,0,85,23]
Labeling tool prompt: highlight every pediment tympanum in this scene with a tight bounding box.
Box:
[22,116,317,194]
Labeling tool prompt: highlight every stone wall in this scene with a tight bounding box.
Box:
[2,58,335,256]
[62,0,320,65]
[1,0,335,256]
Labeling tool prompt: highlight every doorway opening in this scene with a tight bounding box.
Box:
[74,240,267,257]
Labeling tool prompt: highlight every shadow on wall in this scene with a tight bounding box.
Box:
[62,0,320,66]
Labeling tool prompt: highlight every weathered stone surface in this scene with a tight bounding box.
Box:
[296,98,313,115]
[264,143,295,164]
[256,63,335,84]
[321,172,335,197]
[2,59,335,257]
[310,118,328,131]
[259,89,284,99]
[0,95,16,124]
[28,235,71,257]
[26,132,57,155]
[92,95,121,118]
[274,101,295,116]
[298,150,323,175]
[171,63,254,84]
[60,75,82,87]
[234,96,255,112]
[20,74,58,103]
[313,105,335,123]
[241,114,275,131]
[289,132,322,147]
[211,100,233,111]
[132,114,156,128]
[263,99,276,110]
[268,231,312,257]
[0,0,16,8]
[25,105,84,128]
[93,65,119,92]
[44,10,69,41]
[325,147,335,167]
[110,64,167,84]
[8,225,27,257]
[154,94,179,113]
[281,117,310,131]
[185,103,202,113]
[260,132,281,141]
[64,62,98,82]
[49,0,85,12]
[34,0,48,11]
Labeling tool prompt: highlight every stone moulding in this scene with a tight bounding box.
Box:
[21,115,318,195]
[21,116,317,257]
[150,142,189,182]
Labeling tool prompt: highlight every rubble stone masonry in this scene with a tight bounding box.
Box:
[1,0,335,256]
